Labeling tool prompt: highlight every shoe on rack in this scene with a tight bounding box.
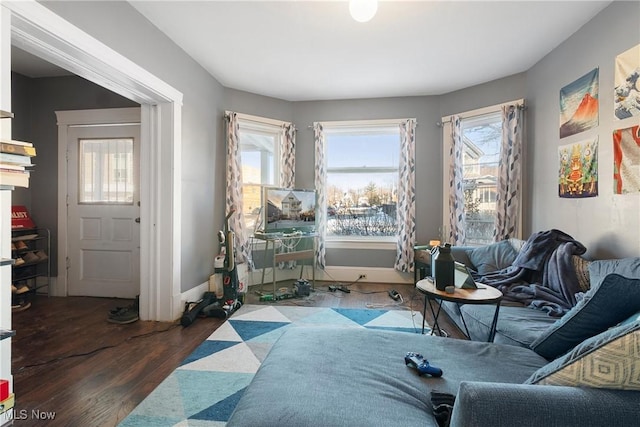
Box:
[107,307,139,324]
[11,242,16,251]
[35,251,49,261]
[13,284,30,294]
[15,241,28,251]
[14,257,25,266]
[22,252,40,264]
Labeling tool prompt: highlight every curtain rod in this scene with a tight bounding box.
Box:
[224,110,294,128]
[439,99,525,126]
[306,118,418,129]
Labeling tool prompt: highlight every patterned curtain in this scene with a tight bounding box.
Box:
[313,123,327,269]
[280,123,296,188]
[225,112,251,266]
[493,105,523,241]
[278,123,297,269]
[448,116,466,245]
[394,119,417,272]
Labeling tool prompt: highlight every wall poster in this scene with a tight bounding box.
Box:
[613,125,640,195]
[614,44,640,120]
[558,138,598,198]
[559,68,599,139]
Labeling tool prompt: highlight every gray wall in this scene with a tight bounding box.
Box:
[11,73,138,274]
[525,1,640,259]
[42,1,226,291]
[10,72,34,208]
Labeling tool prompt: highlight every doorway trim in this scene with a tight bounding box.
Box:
[5,0,184,321]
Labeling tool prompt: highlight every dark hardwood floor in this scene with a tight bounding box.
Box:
[10,282,463,426]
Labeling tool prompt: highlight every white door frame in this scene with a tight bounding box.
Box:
[4,0,184,321]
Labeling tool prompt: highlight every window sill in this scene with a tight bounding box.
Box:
[325,237,395,250]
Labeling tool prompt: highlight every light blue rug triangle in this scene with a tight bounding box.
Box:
[118,413,184,427]
[294,307,361,326]
[121,373,186,420]
[333,308,387,325]
[176,370,253,419]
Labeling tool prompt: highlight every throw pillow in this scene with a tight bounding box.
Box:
[466,240,519,275]
[530,274,640,360]
[525,321,640,390]
[588,257,640,288]
[572,255,591,292]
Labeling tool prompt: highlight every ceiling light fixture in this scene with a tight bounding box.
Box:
[349,0,378,23]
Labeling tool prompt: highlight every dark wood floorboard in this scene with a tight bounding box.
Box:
[10,282,463,426]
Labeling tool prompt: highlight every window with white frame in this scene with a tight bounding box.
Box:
[444,103,522,246]
[323,121,401,240]
[79,138,134,204]
[237,119,281,233]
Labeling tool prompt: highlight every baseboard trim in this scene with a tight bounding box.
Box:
[248,265,413,287]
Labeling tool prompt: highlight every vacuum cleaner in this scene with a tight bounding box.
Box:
[181,209,242,326]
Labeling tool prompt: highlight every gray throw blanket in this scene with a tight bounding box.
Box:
[473,229,586,316]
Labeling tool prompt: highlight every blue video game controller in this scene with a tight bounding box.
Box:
[404,352,443,377]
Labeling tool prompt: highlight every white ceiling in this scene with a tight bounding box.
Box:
[13,1,613,102]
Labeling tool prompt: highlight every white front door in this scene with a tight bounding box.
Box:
[67,122,141,298]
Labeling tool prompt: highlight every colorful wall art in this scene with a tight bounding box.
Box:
[559,138,598,198]
[560,68,599,139]
[614,44,640,120]
[613,125,640,194]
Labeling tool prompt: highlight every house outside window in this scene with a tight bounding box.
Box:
[323,121,401,241]
[443,102,523,246]
[461,112,501,245]
[237,119,281,233]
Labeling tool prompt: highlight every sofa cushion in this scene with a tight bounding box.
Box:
[227,327,548,427]
[466,240,519,275]
[452,303,557,347]
[526,320,640,390]
[530,274,640,360]
[588,257,640,287]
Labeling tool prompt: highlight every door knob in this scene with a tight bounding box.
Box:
[135,217,141,223]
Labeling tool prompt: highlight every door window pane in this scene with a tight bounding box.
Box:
[79,138,134,204]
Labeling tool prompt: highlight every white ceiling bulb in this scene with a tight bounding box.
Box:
[349,0,378,23]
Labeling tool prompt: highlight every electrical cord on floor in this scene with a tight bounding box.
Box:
[15,322,181,371]
[319,269,364,289]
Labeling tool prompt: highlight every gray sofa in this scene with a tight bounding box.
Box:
[444,236,640,353]
[228,319,640,426]
[228,233,640,426]
[442,239,559,346]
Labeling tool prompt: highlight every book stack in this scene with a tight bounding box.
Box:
[0,139,36,188]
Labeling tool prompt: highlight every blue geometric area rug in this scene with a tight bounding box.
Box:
[119,304,425,427]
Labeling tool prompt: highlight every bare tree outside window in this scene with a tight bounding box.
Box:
[325,126,401,239]
[461,114,502,245]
